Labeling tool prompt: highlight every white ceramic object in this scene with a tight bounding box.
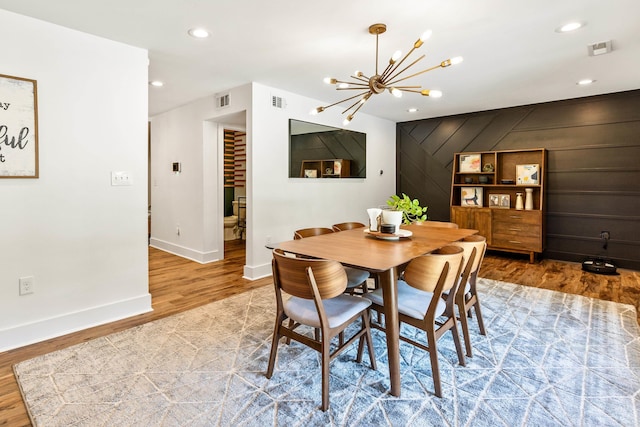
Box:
[367,208,382,232]
[382,210,403,229]
[525,188,533,210]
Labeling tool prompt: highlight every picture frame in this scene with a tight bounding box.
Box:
[459,153,481,173]
[489,193,510,208]
[304,169,317,178]
[461,187,483,207]
[0,73,39,178]
[516,164,539,185]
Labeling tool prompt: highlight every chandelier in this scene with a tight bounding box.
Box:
[312,23,463,125]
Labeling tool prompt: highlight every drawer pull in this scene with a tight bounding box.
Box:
[509,228,521,231]
[508,240,522,244]
[509,215,522,219]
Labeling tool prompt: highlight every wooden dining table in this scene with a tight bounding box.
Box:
[276,222,478,397]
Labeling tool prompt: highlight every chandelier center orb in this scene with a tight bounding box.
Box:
[369,75,386,94]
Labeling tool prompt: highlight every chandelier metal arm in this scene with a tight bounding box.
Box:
[379,46,420,82]
[384,54,426,85]
[386,62,443,87]
[319,90,370,110]
[341,91,371,115]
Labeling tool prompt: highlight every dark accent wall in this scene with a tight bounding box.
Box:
[397,90,640,270]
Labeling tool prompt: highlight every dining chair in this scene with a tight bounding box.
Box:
[267,248,377,411]
[331,221,366,232]
[294,227,370,294]
[449,235,488,357]
[363,245,465,397]
[418,220,459,228]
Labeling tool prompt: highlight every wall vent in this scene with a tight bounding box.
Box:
[271,95,286,109]
[588,40,613,56]
[216,93,230,108]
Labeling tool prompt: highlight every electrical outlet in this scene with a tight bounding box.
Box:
[19,276,34,296]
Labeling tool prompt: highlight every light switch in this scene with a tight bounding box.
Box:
[111,171,132,186]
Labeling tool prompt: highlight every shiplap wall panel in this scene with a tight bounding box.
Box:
[397,90,640,269]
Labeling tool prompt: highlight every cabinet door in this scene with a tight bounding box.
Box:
[451,207,491,243]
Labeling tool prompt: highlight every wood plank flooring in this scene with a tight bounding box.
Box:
[1,241,638,426]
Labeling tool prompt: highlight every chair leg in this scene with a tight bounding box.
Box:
[356,311,377,370]
[285,318,294,345]
[473,299,487,335]
[426,329,442,398]
[458,302,473,358]
[321,333,331,411]
[450,318,466,367]
[266,320,282,378]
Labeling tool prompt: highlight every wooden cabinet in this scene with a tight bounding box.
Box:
[450,148,546,262]
[300,159,351,178]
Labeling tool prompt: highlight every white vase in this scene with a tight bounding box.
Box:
[515,193,524,210]
[381,210,403,232]
[367,208,382,231]
[525,188,534,210]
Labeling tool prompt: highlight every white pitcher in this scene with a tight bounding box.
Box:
[367,208,382,231]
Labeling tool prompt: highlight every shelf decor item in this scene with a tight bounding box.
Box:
[459,153,481,173]
[515,192,524,210]
[489,194,510,208]
[304,169,317,178]
[516,164,539,185]
[525,188,534,210]
[461,187,483,207]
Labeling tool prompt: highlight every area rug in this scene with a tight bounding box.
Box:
[14,279,640,427]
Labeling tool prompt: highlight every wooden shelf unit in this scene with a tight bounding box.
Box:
[224,130,246,188]
[450,148,546,262]
[300,159,351,178]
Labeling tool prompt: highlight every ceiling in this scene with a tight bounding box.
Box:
[1,0,639,123]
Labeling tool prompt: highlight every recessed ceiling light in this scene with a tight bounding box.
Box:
[556,21,585,33]
[150,81,164,87]
[407,108,418,113]
[577,79,595,86]
[188,28,210,38]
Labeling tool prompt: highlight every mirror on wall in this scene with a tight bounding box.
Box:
[289,119,366,178]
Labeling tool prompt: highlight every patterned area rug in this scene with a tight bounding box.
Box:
[14,279,640,426]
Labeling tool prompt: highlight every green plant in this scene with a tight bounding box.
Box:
[386,193,428,224]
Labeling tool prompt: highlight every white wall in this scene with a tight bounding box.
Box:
[0,10,151,351]
[150,81,396,279]
[149,85,251,262]
[246,83,396,278]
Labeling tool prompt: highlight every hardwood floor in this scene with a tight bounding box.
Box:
[1,241,638,426]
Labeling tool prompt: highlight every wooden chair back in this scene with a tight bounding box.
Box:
[332,222,366,232]
[453,235,487,274]
[272,248,347,299]
[294,227,334,240]
[403,245,464,293]
[419,221,459,229]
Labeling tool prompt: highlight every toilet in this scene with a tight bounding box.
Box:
[224,200,244,240]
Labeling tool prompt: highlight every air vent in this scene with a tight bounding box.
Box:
[216,94,230,108]
[271,95,286,109]
[587,40,613,56]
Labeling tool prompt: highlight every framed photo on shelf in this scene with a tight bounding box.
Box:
[459,154,481,173]
[516,164,539,185]
[304,169,317,178]
[489,193,510,208]
[461,187,483,207]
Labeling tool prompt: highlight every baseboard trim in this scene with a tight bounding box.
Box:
[0,293,152,352]
[149,238,220,264]
[243,262,272,280]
